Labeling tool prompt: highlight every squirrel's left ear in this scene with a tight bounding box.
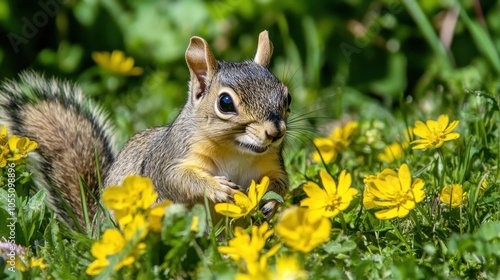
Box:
[185,36,218,101]
[254,30,273,68]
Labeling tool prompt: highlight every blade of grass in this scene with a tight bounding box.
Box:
[402,0,453,71]
[92,142,116,237]
[51,185,84,233]
[457,2,500,75]
[78,175,91,236]
[303,16,321,89]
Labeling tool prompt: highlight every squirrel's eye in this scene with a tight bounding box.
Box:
[218,93,236,114]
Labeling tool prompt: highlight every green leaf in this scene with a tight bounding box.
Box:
[321,238,357,254]
[190,204,207,238]
[21,190,46,241]
[261,191,284,204]
[476,221,500,241]
[0,208,11,239]
[0,187,10,210]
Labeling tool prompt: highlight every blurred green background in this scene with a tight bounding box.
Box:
[0,0,499,146]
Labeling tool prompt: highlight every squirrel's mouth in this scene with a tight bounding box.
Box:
[237,141,270,154]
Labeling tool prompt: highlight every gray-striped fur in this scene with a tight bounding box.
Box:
[0,71,117,228]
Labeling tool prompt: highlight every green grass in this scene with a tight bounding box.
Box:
[1,88,500,279]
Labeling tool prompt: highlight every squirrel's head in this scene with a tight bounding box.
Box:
[185,31,290,155]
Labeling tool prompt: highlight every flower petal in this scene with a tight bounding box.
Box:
[413,121,430,138]
[302,181,325,199]
[411,179,425,203]
[444,119,459,133]
[313,138,335,162]
[374,207,399,220]
[437,114,449,128]
[337,170,352,195]
[411,140,430,150]
[256,176,270,202]
[402,199,415,211]
[397,206,410,218]
[363,187,376,209]
[247,180,257,204]
[426,120,440,132]
[305,207,326,222]
[300,197,327,209]
[323,208,341,219]
[443,132,460,141]
[319,170,337,195]
[398,164,411,192]
[214,203,244,218]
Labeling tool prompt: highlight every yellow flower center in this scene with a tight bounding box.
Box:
[395,190,412,205]
[427,128,446,146]
[326,194,342,211]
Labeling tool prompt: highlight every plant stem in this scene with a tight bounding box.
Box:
[339,212,347,233]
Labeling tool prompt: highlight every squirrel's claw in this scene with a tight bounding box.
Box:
[214,176,242,191]
[208,176,243,202]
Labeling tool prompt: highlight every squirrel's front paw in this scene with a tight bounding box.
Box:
[209,176,242,202]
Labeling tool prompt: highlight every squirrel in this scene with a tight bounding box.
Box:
[0,31,291,229]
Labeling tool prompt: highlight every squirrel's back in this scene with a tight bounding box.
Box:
[0,71,116,228]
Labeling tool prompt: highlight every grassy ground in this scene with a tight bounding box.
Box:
[1,83,500,279]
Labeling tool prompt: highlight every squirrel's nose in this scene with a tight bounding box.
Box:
[265,129,285,142]
[264,121,286,142]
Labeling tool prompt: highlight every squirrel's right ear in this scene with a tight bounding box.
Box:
[254,30,273,68]
[185,36,218,101]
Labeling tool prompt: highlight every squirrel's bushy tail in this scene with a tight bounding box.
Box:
[0,71,117,228]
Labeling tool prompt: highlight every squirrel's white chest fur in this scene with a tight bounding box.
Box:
[213,155,261,191]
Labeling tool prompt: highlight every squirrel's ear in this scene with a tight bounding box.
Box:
[185,36,218,100]
[254,30,273,68]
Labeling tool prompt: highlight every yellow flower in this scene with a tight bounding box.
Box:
[190,215,199,232]
[102,175,158,225]
[312,138,337,163]
[378,142,406,163]
[464,180,489,204]
[87,185,153,276]
[86,229,137,275]
[273,254,308,280]
[214,176,269,219]
[7,135,38,161]
[313,121,358,162]
[411,114,459,149]
[122,214,149,242]
[218,222,280,275]
[236,269,272,280]
[329,121,359,147]
[300,170,358,222]
[362,182,377,209]
[0,144,9,167]
[439,184,464,208]
[276,206,331,253]
[92,50,144,76]
[481,181,488,192]
[16,258,28,272]
[148,200,172,232]
[236,254,307,280]
[363,164,425,220]
[28,257,47,270]
[0,125,8,145]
